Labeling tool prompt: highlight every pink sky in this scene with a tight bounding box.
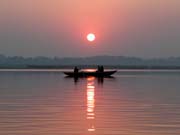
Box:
[0,0,180,57]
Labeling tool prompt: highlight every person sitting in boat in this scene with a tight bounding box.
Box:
[97,66,99,72]
[101,66,104,72]
[97,65,104,73]
[96,66,100,72]
[74,66,79,74]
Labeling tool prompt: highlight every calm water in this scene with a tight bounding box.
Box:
[0,70,180,135]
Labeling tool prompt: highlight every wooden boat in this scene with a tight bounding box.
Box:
[64,70,117,77]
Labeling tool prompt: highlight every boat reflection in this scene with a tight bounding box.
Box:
[64,76,115,85]
[97,77,104,84]
[86,77,96,132]
[74,77,79,84]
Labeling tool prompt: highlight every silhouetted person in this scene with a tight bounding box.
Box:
[97,66,101,72]
[74,66,79,74]
[101,66,104,72]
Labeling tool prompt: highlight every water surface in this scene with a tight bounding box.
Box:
[0,70,180,135]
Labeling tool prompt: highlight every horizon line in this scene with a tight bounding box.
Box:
[0,54,180,60]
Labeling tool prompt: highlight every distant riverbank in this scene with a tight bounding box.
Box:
[1,65,180,70]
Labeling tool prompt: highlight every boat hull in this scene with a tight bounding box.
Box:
[64,71,117,77]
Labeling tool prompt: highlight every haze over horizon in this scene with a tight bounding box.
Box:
[0,0,180,58]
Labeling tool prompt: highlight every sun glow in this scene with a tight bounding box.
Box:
[87,33,96,42]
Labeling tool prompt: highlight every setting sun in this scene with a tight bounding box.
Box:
[87,33,96,42]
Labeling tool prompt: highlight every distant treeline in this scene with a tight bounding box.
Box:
[1,54,180,69]
[27,65,180,70]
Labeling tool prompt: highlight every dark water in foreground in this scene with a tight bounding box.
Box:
[0,70,180,135]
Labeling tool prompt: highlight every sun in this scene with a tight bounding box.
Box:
[87,33,96,42]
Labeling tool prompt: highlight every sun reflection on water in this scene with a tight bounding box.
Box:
[87,77,96,132]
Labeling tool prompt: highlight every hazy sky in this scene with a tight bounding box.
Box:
[0,0,180,58]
